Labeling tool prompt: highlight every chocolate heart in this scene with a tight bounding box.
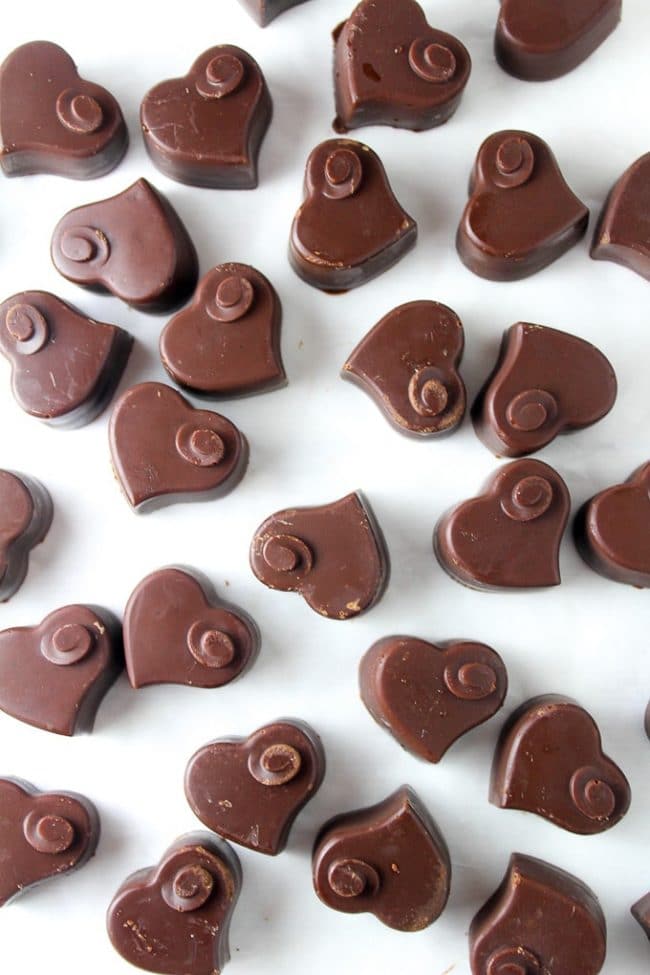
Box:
[470,853,607,975]
[0,291,133,427]
[290,138,417,292]
[238,0,309,27]
[496,0,622,81]
[490,695,631,834]
[160,263,285,396]
[472,322,617,457]
[342,300,466,437]
[0,41,127,178]
[632,892,650,940]
[0,470,52,602]
[574,462,650,587]
[124,567,259,688]
[434,459,570,590]
[141,46,272,189]
[109,382,248,511]
[0,777,99,906]
[185,719,325,855]
[312,786,450,931]
[250,490,389,619]
[51,178,198,312]
[360,636,507,763]
[333,0,471,132]
[591,153,650,281]
[107,832,241,975]
[457,130,589,281]
[0,604,123,736]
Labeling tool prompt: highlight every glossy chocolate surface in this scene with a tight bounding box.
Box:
[632,892,650,940]
[0,470,52,602]
[591,153,650,280]
[238,0,308,27]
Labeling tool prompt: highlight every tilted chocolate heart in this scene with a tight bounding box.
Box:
[342,300,466,437]
[360,636,508,763]
[107,833,241,975]
[185,720,325,855]
[0,777,99,906]
[0,470,52,602]
[250,490,389,619]
[124,566,259,688]
[0,41,127,178]
[238,0,309,27]
[160,263,285,396]
[472,322,617,457]
[632,892,650,941]
[490,695,631,834]
[457,130,589,281]
[333,0,471,132]
[312,786,450,931]
[109,382,248,511]
[434,459,570,590]
[0,604,123,736]
[591,153,650,281]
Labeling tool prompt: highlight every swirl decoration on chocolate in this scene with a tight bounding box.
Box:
[59,225,110,266]
[247,742,302,787]
[323,148,363,200]
[4,304,49,356]
[40,622,95,666]
[196,54,245,99]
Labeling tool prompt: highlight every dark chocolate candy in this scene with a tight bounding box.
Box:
[333,0,471,132]
[359,636,507,763]
[160,263,285,396]
[0,291,132,427]
[470,853,607,975]
[0,777,99,906]
[51,178,198,312]
[591,153,650,281]
[342,300,466,437]
[124,566,259,688]
[238,0,308,27]
[632,892,650,940]
[185,719,325,855]
[434,459,570,590]
[0,41,127,179]
[289,138,417,292]
[0,470,52,602]
[141,46,272,189]
[490,695,630,835]
[457,130,589,281]
[472,322,617,457]
[645,700,650,740]
[312,786,450,932]
[574,462,650,588]
[107,833,241,975]
[0,604,122,736]
[250,491,389,619]
[109,382,247,511]
[495,0,621,81]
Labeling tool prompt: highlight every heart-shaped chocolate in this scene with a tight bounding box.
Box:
[250,490,389,619]
[0,470,52,602]
[496,0,622,81]
[0,291,133,427]
[457,130,589,281]
[109,382,248,511]
[472,322,617,457]
[290,138,417,292]
[360,636,508,763]
[0,604,122,735]
[490,695,631,834]
[312,786,450,931]
[185,719,325,855]
[160,263,285,396]
[51,178,198,312]
[470,853,607,975]
[333,0,471,132]
[591,153,650,281]
[0,777,99,906]
[0,41,127,178]
[434,459,570,590]
[238,0,309,27]
[124,567,259,688]
[574,462,650,588]
[632,892,650,940]
[342,300,466,437]
[107,832,241,975]
[141,46,272,189]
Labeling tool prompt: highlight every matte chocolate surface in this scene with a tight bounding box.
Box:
[457,130,589,281]
[333,0,471,132]
[490,694,630,834]
[51,178,198,311]
[238,0,308,27]
[0,41,127,178]
[342,300,466,437]
[0,470,52,602]
[185,719,325,855]
[632,892,650,940]
[141,46,272,189]
[591,153,650,280]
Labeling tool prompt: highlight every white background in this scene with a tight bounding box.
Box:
[0,1,649,972]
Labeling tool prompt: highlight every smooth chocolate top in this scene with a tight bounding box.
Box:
[0,470,52,602]
[591,152,650,281]
[238,0,308,27]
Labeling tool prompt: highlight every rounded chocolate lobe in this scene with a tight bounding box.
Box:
[196,54,245,99]
[506,389,557,433]
[175,423,226,468]
[327,857,378,898]
[486,946,541,975]
[408,367,449,417]
[187,622,236,670]
[163,865,214,912]
[56,89,104,134]
[41,622,95,666]
[248,743,302,786]
[23,810,75,855]
[261,534,313,574]
[408,39,457,83]
[4,303,49,355]
[444,661,498,701]
[494,137,534,188]
[59,226,110,265]
[323,148,363,200]
[211,275,255,323]
[570,766,617,821]
[501,475,553,523]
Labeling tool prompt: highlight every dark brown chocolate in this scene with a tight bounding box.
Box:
[0,470,52,602]
[591,153,650,280]
[645,700,650,740]
[238,0,308,26]
[632,892,650,940]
